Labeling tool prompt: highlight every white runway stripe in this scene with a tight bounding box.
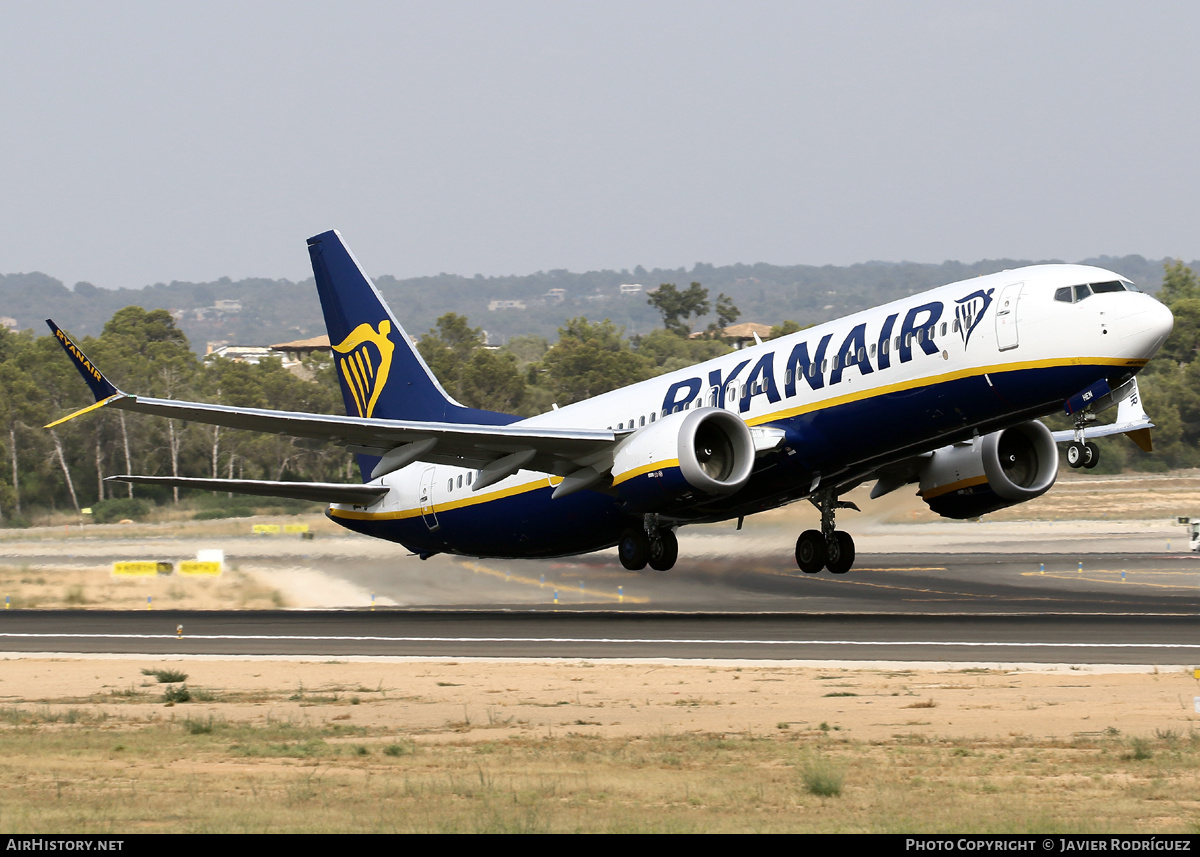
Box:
[0,633,1194,648]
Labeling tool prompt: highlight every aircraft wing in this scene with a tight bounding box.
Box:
[47,320,617,481]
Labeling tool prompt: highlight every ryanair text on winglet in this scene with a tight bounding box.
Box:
[55,328,104,384]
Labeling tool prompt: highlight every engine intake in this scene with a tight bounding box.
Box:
[919,420,1059,519]
[612,407,755,512]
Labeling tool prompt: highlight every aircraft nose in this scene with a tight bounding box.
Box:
[1119,297,1174,360]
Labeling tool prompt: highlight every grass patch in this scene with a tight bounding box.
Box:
[142,668,188,684]
[800,759,844,797]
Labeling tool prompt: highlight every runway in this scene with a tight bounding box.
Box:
[1,587,1197,664]
[2,517,1198,664]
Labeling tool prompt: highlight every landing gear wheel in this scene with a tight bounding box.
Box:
[826,531,855,574]
[648,529,679,571]
[1066,442,1084,468]
[795,529,826,574]
[618,528,649,571]
[1082,442,1100,469]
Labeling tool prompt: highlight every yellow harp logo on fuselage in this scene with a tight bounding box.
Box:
[333,320,395,418]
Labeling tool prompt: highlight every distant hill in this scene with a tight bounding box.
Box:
[3,254,1191,353]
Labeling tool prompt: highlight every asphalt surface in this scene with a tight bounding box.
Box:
[1,548,1197,663]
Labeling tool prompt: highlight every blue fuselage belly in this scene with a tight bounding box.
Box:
[330,360,1125,559]
[331,487,629,559]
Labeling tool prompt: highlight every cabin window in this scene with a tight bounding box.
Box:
[881,339,889,355]
[447,479,453,492]
[821,359,827,373]
[940,322,947,336]
[869,343,876,358]
[952,319,960,332]
[640,415,646,427]
[857,347,866,362]
[831,355,839,370]
[457,474,462,489]
[466,472,473,485]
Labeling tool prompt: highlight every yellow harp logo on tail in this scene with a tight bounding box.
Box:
[333,321,395,418]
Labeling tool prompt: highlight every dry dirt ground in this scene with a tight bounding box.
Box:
[1,657,1197,747]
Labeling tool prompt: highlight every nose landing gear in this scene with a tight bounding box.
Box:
[1066,440,1099,469]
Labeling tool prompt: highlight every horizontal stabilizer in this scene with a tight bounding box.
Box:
[105,475,389,505]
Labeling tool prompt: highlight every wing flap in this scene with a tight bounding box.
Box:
[105,475,389,505]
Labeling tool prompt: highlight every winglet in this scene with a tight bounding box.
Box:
[44,320,126,426]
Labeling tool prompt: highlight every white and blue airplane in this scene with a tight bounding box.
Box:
[48,230,1174,574]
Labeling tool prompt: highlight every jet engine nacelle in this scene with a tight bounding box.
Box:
[612,407,755,513]
[919,420,1059,519]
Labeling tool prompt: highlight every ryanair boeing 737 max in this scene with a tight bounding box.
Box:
[47,230,1174,574]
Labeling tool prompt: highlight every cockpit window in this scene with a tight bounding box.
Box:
[1056,279,1141,303]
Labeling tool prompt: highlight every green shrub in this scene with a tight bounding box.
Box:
[162,685,192,704]
[91,498,152,524]
[142,668,188,683]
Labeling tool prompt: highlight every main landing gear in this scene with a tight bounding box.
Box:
[1065,440,1100,469]
[619,517,679,572]
[795,490,858,574]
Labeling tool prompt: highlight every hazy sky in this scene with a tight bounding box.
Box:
[2,1,1197,289]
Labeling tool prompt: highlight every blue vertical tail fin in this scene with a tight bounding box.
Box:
[306,230,514,427]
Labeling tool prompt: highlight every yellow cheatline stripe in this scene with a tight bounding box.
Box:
[612,458,680,487]
[460,560,650,603]
[745,355,1148,427]
[46,394,125,428]
[330,475,560,521]
[919,474,989,500]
